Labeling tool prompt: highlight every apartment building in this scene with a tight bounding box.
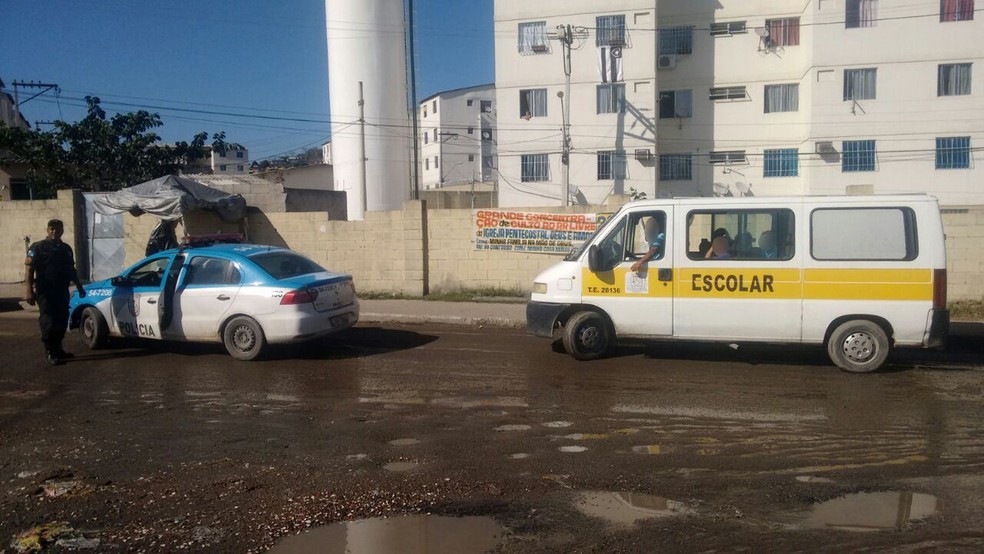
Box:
[495,0,982,206]
[418,84,497,190]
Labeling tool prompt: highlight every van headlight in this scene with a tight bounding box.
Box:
[533,282,548,294]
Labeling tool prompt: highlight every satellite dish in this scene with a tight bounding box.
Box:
[754,27,770,37]
[712,183,731,197]
[734,182,750,195]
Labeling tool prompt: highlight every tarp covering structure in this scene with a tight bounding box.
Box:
[91,175,247,223]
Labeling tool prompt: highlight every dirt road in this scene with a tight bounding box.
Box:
[2,314,982,552]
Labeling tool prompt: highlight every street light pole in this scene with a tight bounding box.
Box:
[551,24,577,207]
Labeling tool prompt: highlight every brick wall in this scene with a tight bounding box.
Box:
[942,207,984,301]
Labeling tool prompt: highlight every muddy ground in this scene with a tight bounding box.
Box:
[1,313,983,552]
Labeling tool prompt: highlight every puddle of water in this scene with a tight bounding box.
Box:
[800,492,940,532]
[632,445,662,455]
[267,515,502,554]
[388,438,420,446]
[575,491,693,526]
[543,421,573,428]
[796,475,836,484]
[383,462,419,472]
[558,446,588,453]
[346,454,368,461]
[613,428,640,435]
[494,424,532,432]
[509,453,530,459]
[561,433,609,441]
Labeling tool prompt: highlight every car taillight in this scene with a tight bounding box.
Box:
[933,269,947,310]
[349,280,356,296]
[281,288,318,305]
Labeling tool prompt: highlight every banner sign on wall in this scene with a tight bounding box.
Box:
[473,209,611,253]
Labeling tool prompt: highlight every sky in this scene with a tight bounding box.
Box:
[0,0,494,161]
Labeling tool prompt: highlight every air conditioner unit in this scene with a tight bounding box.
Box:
[657,55,678,70]
[530,43,549,53]
[815,141,836,154]
[634,149,652,161]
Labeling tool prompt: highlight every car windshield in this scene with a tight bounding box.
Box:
[250,252,326,280]
[564,210,621,262]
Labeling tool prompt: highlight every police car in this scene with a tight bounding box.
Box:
[68,242,359,361]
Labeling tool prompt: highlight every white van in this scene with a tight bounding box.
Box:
[527,195,948,372]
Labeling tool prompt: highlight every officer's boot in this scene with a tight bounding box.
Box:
[53,342,74,359]
[45,348,63,366]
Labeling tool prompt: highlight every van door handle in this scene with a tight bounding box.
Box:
[216,294,231,301]
[146,299,157,305]
[658,268,673,282]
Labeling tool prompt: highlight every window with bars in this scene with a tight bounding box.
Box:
[938,63,972,96]
[659,90,693,118]
[597,151,627,180]
[521,154,550,182]
[518,21,549,53]
[423,132,428,144]
[597,84,626,114]
[659,26,694,55]
[659,154,693,181]
[941,0,975,21]
[709,151,747,164]
[596,15,626,46]
[846,0,878,28]
[765,17,800,46]
[709,86,747,101]
[764,84,799,113]
[936,137,971,168]
[519,88,547,118]
[844,68,877,100]
[710,21,747,36]
[763,149,799,177]
[842,140,876,172]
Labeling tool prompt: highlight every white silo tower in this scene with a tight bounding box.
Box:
[326,0,411,220]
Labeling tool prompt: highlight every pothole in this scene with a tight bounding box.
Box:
[799,491,940,531]
[267,515,503,553]
[575,491,694,526]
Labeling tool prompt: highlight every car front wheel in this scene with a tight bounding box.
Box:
[79,307,109,350]
[223,316,267,361]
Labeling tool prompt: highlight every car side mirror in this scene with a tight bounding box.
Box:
[110,276,127,287]
[588,245,604,273]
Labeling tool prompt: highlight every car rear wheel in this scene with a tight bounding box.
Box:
[79,307,109,350]
[223,316,267,361]
[562,311,612,361]
[827,320,890,373]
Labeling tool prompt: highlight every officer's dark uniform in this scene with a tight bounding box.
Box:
[27,238,79,357]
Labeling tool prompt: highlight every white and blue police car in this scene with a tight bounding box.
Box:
[69,242,359,360]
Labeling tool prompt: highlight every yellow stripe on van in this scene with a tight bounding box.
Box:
[676,269,803,299]
[803,268,933,301]
[582,268,673,298]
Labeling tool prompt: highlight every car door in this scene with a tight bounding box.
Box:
[582,208,674,337]
[109,255,171,340]
[170,255,242,340]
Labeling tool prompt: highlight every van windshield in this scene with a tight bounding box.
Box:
[564,211,621,261]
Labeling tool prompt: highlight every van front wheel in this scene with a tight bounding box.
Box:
[563,311,611,361]
[827,320,890,373]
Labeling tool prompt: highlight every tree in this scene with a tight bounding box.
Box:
[0,96,220,196]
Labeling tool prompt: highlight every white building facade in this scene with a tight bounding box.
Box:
[418,84,497,190]
[495,0,983,206]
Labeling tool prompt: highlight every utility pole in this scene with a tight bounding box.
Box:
[406,0,421,200]
[358,81,368,216]
[549,25,579,206]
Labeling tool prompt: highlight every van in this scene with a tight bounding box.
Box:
[527,195,948,373]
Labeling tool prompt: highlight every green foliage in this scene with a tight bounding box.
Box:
[628,187,648,201]
[0,96,216,196]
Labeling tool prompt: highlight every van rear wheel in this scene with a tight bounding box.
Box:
[827,320,890,373]
[563,311,611,361]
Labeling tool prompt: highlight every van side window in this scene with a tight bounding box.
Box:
[811,208,918,261]
[628,212,666,261]
[686,209,795,261]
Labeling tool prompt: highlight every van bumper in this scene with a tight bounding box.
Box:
[926,309,949,348]
[527,301,568,338]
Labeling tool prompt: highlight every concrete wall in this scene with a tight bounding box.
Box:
[3,190,982,302]
[0,189,76,283]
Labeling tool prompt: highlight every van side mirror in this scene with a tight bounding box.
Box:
[588,245,604,273]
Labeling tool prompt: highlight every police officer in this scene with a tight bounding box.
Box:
[25,219,86,366]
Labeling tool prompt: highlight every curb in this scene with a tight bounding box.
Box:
[360,312,526,329]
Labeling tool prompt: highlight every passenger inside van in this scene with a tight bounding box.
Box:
[630,216,665,272]
[759,230,777,259]
[706,235,732,259]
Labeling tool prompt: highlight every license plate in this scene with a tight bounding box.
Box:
[330,314,352,327]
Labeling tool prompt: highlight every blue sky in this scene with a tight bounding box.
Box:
[0,0,494,160]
